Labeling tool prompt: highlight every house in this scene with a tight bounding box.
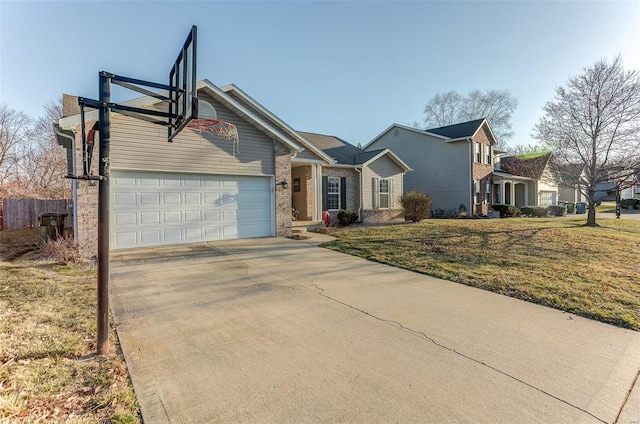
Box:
[494,152,560,207]
[365,119,496,215]
[55,81,409,256]
[296,132,411,224]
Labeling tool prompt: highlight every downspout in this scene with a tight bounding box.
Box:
[54,126,78,243]
[468,138,473,213]
[355,166,363,222]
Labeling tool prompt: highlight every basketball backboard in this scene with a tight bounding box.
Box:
[168,25,198,142]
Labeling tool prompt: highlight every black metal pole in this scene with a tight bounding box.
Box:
[97,71,111,355]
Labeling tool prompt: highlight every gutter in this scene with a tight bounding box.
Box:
[468,138,473,212]
[54,125,78,243]
[355,166,363,222]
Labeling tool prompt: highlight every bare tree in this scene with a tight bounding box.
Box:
[416,89,518,148]
[0,104,32,195]
[533,55,640,226]
[19,98,71,199]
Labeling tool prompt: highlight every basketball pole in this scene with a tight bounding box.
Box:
[97,71,111,356]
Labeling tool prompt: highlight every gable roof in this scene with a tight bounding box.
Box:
[364,118,497,151]
[298,131,411,171]
[220,84,334,164]
[500,152,553,180]
[57,80,308,155]
[297,131,363,165]
[425,118,487,139]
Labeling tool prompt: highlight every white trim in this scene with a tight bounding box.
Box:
[363,123,449,150]
[361,148,412,172]
[291,158,326,165]
[470,119,498,146]
[379,178,391,209]
[326,176,341,211]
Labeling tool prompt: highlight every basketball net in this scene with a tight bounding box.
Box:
[187,119,240,156]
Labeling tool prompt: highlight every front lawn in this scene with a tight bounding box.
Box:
[0,230,140,422]
[321,218,640,330]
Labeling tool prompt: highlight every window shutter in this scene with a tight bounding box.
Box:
[322,176,328,211]
[340,177,347,210]
[372,177,379,209]
[389,179,394,208]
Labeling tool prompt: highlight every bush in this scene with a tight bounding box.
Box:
[336,209,358,226]
[621,199,640,209]
[491,203,521,218]
[520,206,547,217]
[547,205,566,217]
[400,191,432,222]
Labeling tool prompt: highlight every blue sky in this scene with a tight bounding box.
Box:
[1,0,639,147]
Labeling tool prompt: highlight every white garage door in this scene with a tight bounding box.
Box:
[111,171,273,249]
[539,191,556,207]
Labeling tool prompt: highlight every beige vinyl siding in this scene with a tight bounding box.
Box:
[362,155,404,210]
[294,148,325,162]
[225,91,327,164]
[110,94,275,176]
[367,127,471,211]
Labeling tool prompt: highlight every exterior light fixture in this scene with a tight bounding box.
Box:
[278,181,289,190]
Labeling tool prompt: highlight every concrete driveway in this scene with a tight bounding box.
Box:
[110,235,640,423]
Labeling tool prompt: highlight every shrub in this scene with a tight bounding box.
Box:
[520,206,547,217]
[621,198,640,209]
[400,191,432,222]
[336,209,358,226]
[491,203,521,218]
[458,204,468,217]
[547,205,566,217]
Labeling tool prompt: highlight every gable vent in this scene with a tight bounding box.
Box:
[198,99,217,119]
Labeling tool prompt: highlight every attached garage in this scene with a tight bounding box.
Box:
[111,171,273,249]
[56,81,310,257]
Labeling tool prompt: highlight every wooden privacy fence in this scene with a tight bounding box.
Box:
[1,198,73,230]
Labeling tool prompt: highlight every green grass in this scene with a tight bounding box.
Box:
[0,230,140,422]
[322,218,640,330]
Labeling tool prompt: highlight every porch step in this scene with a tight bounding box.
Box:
[291,220,323,234]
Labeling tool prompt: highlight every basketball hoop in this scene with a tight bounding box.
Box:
[187,118,239,156]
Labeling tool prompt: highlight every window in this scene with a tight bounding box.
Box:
[475,143,482,163]
[485,181,491,203]
[486,145,492,165]
[474,180,481,204]
[379,179,390,209]
[327,177,340,210]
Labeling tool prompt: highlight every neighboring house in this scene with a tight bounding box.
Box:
[365,119,496,215]
[297,132,411,223]
[55,81,409,256]
[556,163,587,204]
[494,152,561,207]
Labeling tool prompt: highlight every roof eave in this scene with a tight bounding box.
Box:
[220,83,334,164]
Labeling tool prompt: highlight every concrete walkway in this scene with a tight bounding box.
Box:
[110,235,640,423]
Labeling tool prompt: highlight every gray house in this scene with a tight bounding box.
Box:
[365,119,496,215]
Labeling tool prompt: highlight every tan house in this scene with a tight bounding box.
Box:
[493,152,560,207]
[365,119,496,215]
[55,81,409,256]
[296,132,411,224]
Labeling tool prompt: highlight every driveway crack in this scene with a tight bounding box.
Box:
[309,282,608,424]
[614,368,640,424]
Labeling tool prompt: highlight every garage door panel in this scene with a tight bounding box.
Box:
[111,171,273,249]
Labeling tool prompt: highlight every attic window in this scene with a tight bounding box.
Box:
[198,99,217,119]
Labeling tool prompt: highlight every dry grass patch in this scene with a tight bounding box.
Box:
[322,218,640,330]
[0,230,139,423]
